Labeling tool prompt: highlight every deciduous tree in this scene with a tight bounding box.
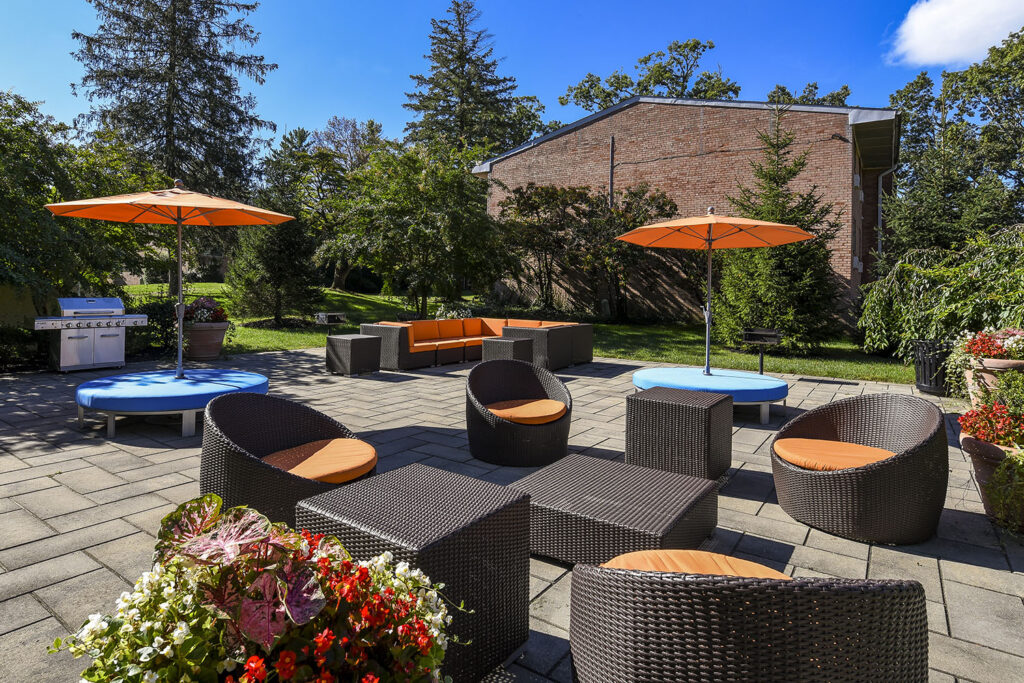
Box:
[766,82,851,106]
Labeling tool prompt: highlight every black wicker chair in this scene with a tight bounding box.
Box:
[200,392,375,527]
[770,393,947,545]
[466,359,572,467]
[570,563,928,682]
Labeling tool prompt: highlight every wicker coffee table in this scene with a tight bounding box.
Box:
[482,336,533,363]
[295,464,529,683]
[626,386,733,480]
[326,334,380,376]
[510,454,718,565]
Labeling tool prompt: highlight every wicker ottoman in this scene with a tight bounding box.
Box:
[482,336,533,362]
[295,464,529,683]
[510,454,718,565]
[626,387,733,480]
[326,334,381,376]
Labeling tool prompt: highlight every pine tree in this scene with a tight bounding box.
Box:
[714,109,842,352]
[226,129,322,325]
[72,0,277,194]
[404,0,547,150]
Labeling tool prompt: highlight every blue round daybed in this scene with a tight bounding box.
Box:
[632,367,788,424]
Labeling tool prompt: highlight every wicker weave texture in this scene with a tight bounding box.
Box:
[570,324,594,365]
[295,464,530,683]
[626,387,733,480]
[511,454,717,564]
[199,392,371,527]
[481,337,532,363]
[570,564,928,682]
[359,323,435,370]
[501,326,574,370]
[466,360,572,467]
[770,393,948,544]
[326,334,380,376]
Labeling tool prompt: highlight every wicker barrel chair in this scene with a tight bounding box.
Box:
[200,393,375,527]
[770,393,947,544]
[466,359,572,467]
[570,560,928,683]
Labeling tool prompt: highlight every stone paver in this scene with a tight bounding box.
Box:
[0,348,1018,681]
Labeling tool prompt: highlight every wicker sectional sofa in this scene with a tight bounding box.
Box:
[360,317,592,371]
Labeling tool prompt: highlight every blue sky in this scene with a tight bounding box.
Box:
[3,0,1024,142]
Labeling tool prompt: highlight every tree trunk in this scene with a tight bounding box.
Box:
[274,290,283,326]
[331,261,352,290]
[419,291,429,319]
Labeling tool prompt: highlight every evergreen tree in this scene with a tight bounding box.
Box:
[404,0,549,150]
[714,109,841,352]
[72,0,277,194]
[226,129,322,325]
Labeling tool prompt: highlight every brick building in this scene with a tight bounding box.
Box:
[472,96,898,320]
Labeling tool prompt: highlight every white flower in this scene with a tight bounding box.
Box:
[143,672,159,683]
[161,644,173,657]
[171,621,190,645]
[381,550,394,563]
[138,646,155,662]
[153,636,165,648]
[162,584,175,599]
[158,601,170,614]
[395,561,410,578]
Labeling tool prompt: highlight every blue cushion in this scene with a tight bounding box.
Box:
[76,369,268,413]
[632,367,788,403]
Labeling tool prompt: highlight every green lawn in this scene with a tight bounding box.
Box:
[124,283,913,384]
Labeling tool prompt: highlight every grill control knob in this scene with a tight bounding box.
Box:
[76,321,83,328]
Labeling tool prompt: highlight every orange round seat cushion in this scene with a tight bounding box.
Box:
[774,437,895,471]
[602,549,790,580]
[262,438,377,484]
[486,398,567,425]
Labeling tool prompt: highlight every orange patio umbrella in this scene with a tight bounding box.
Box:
[46,181,293,378]
[617,207,813,375]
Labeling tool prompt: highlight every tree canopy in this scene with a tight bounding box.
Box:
[766,82,851,106]
[559,40,741,112]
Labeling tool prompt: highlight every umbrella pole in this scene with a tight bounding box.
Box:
[175,212,184,379]
[703,236,712,375]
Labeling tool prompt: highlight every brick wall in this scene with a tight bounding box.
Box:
[486,101,864,319]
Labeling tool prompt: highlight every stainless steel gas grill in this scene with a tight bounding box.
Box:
[34,297,148,372]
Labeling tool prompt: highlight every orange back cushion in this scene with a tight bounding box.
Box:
[506,319,542,328]
[437,319,464,339]
[410,319,440,342]
[480,318,507,336]
[463,318,483,336]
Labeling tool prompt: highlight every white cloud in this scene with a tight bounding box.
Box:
[890,0,1024,66]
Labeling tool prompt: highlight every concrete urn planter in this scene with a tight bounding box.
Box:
[185,321,229,360]
[965,358,1024,407]
[960,432,1023,529]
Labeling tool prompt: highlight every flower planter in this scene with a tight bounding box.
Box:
[960,432,1024,530]
[184,322,229,360]
[965,358,1024,407]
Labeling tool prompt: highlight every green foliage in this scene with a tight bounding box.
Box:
[860,226,1024,360]
[72,0,276,196]
[125,299,178,355]
[766,82,851,105]
[404,0,550,150]
[714,109,841,353]
[226,129,323,325]
[345,142,496,317]
[986,447,1024,533]
[559,39,740,112]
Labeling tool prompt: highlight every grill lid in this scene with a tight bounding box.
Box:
[57,297,126,316]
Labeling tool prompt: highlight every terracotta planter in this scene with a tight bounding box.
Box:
[960,432,1024,529]
[185,321,229,360]
[965,358,1024,407]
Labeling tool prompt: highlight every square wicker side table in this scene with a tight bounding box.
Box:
[481,336,532,362]
[626,386,733,480]
[326,334,380,376]
[510,454,718,565]
[295,464,530,683]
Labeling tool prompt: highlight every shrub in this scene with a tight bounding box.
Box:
[52,495,450,682]
[125,300,178,356]
[434,303,472,320]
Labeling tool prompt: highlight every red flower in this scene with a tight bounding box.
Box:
[315,669,336,683]
[274,651,297,680]
[965,332,1007,359]
[243,655,267,683]
[361,675,380,683]
[313,626,335,657]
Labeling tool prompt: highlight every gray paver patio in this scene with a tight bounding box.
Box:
[0,348,1022,682]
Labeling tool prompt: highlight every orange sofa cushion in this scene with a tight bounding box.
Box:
[460,337,484,347]
[437,319,464,339]
[263,438,377,484]
[463,318,483,336]
[411,341,438,353]
[506,319,542,328]
[486,398,567,425]
[602,550,791,580]
[480,317,507,336]
[435,339,464,350]
[540,321,572,327]
[410,319,440,342]
[774,438,895,471]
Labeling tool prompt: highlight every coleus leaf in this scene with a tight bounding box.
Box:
[281,563,326,625]
[154,494,222,562]
[238,572,288,651]
[180,507,271,565]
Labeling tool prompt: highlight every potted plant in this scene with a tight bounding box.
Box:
[959,329,1024,406]
[52,495,451,682]
[184,296,231,360]
[959,370,1024,531]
